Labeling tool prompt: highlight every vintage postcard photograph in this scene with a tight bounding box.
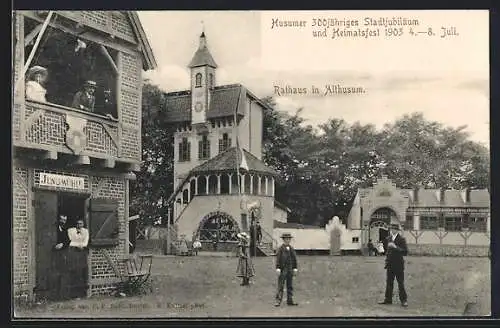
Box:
[12,10,490,318]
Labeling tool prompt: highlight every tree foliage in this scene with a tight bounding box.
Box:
[129,81,175,227]
[132,88,489,229]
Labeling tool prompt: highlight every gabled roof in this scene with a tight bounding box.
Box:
[164,84,245,122]
[127,12,158,70]
[191,147,278,176]
[188,32,218,68]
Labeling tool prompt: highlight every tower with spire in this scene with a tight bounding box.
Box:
[188,31,217,125]
[162,30,289,256]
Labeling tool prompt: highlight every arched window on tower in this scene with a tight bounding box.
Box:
[195,73,202,87]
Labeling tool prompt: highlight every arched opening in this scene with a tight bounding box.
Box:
[252,175,259,195]
[197,176,207,195]
[190,179,196,199]
[196,211,240,243]
[244,174,251,194]
[208,175,218,194]
[195,73,202,87]
[182,189,189,204]
[369,207,399,243]
[260,176,266,194]
[230,174,239,194]
[220,174,230,194]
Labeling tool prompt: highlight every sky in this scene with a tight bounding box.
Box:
[137,10,489,147]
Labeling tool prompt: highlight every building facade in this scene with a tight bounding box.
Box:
[12,11,156,302]
[163,32,284,255]
[346,176,490,256]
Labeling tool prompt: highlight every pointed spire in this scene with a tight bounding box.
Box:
[188,29,218,68]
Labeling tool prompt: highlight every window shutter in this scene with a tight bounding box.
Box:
[90,198,119,246]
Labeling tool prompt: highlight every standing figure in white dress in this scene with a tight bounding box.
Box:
[25,65,48,102]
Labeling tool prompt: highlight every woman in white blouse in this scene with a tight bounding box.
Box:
[25,65,48,102]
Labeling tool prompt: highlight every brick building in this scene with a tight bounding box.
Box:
[345,176,490,256]
[163,32,288,255]
[12,11,156,302]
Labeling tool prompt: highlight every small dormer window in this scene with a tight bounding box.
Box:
[195,73,202,87]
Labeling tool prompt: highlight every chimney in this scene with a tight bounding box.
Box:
[465,187,471,203]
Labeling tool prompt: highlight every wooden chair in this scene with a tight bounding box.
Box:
[119,254,154,295]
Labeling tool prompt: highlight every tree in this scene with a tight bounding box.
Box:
[129,81,175,228]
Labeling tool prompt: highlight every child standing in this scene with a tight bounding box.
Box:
[236,232,255,286]
[275,233,298,306]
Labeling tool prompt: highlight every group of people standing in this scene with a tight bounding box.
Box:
[25,65,113,115]
[235,220,299,307]
[236,221,409,308]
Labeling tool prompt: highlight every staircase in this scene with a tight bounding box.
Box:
[256,229,277,256]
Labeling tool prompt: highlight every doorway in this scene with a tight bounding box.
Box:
[34,190,89,302]
[379,228,388,242]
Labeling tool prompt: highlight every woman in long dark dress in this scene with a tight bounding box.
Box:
[236,232,255,286]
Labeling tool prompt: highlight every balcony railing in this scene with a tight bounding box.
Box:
[15,99,121,161]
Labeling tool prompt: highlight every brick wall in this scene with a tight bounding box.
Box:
[89,176,127,295]
[12,165,129,300]
[119,51,141,161]
[12,167,30,297]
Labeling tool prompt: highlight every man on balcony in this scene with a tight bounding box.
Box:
[72,80,97,112]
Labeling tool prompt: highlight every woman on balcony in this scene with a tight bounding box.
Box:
[25,65,48,102]
[236,232,255,286]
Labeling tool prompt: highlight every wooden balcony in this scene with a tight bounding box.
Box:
[13,99,139,170]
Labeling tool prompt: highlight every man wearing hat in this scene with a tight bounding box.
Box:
[379,223,408,307]
[25,65,48,102]
[72,80,97,112]
[274,232,298,306]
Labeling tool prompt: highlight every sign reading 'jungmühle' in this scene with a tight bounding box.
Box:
[39,173,86,190]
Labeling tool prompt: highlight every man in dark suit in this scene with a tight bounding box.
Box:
[274,233,298,307]
[379,223,408,307]
[249,218,262,257]
[54,214,70,250]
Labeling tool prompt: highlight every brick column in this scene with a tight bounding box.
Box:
[194,176,198,195]
[240,174,245,194]
[265,177,269,195]
[228,174,232,194]
[249,175,254,194]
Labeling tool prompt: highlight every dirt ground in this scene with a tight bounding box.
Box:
[14,255,491,318]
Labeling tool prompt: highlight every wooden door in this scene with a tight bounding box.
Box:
[34,191,58,301]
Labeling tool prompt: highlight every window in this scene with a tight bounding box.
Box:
[470,217,487,232]
[195,73,202,87]
[444,216,462,232]
[352,237,359,243]
[420,216,438,230]
[218,133,232,153]
[209,73,214,89]
[179,138,190,162]
[404,215,414,230]
[23,17,118,118]
[198,135,210,160]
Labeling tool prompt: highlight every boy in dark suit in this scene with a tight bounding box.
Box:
[379,223,408,307]
[274,233,298,307]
